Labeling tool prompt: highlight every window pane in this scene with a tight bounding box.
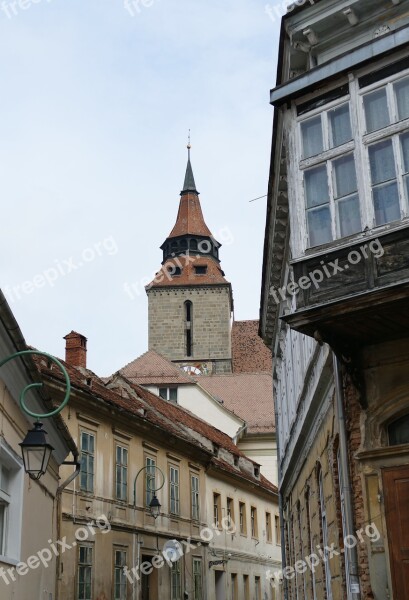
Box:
[304,165,328,208]
[0,504,5,555]
[301,116,324,158]
[169,388,177,402]
[369,140,396,184]
[401,132,409,174]
[329,104,352,147]
[333,154,357,198]
[373,182,400,225]
[307,206,332,247]
[395,77,409,121]
[364,88,390,133]
[337,195,361,237]
[159,388,167,399]
[389,414,409,445]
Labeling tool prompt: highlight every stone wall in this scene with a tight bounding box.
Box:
[147,285,232,370]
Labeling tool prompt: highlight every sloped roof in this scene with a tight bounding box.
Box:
[195,372,275,434]
[34,354,277,496]
[147,255,230,289]
[167,191,213,238]
[120,350,193,385]
[232,320,272,374]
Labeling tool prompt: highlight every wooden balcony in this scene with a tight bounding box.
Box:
[284,227,409,347]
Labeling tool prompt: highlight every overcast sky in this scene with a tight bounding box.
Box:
[1,0,281,375]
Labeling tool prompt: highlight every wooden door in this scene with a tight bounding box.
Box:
[383,465,409,599]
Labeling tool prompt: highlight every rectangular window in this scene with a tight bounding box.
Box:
[213,493,221,528]
[251,507,258,538]
[159,387,178,402]
[80,431,95,493]
[170,466,180,515]
[255,576,261,600]
[78,545,93,600]
[171,560,182,600]
[0,464,10,557]
[243,575,250,598]
[231,573,238,600]
[274,514,281,545]
[227,497,234,530]
[369,139,400,225]
[239,502,247,535]
[114,549,127,600]
[115,446,128,501]
[145,456,156,507]
[193,558,203,600]
[0,451,23,561]
[266,512,272,542]
[191,475,200,521]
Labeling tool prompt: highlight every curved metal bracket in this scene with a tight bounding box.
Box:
[133,465,165,507]
[0,350,71,420]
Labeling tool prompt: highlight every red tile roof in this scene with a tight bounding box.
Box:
[167,192,213,238]
[232,320,272,374]
[194,372,275,434]
[147,255,230,289]
[34,354,277,496]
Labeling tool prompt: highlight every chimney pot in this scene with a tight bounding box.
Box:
[63,331,87,369]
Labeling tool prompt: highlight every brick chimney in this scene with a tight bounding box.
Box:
[64,331,87,368]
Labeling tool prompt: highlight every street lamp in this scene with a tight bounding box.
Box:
[19,421,54,480]
[149,494,162,519]
[0,350,71,481]
[133,465,166,520]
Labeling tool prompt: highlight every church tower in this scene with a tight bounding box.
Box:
[146,146,233,375]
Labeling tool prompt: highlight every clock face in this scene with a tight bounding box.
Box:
[182,365,203,375]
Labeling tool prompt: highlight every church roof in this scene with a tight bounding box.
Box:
[146,255,230,289]
[166,153,214,239]
[232,320,273,374]
[167,191,214,239]
[193,372,275,435]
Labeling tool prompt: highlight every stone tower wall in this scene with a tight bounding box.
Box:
[147,285,232,372]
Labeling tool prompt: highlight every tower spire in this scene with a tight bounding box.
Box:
[182,131,198,194]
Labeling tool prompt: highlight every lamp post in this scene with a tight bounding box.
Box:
[0,350,71,480]
[133,465,165,519]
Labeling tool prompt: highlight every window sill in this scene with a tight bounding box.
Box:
[292,218,409,263]
[0,555,19,566]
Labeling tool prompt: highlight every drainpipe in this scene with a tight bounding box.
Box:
[333,353,361,600]
[273,375,288,600]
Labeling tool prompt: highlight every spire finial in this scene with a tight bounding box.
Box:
[187,129,191,160]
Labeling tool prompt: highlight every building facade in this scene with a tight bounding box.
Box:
[260,1,409,599]
[43,332,280,600]
[0,291,77,600]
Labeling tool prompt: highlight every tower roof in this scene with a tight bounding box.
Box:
[182,157,197,194]
[167,148,213,239]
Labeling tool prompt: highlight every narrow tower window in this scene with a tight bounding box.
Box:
[184,301,193,357]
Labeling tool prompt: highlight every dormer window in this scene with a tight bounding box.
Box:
[168,266,182,276]
[194,265,207,275]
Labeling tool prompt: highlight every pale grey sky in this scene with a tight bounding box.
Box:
[1,0,281,375]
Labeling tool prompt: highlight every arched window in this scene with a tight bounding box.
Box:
[388,414,409,446]
[184,301,193,357]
